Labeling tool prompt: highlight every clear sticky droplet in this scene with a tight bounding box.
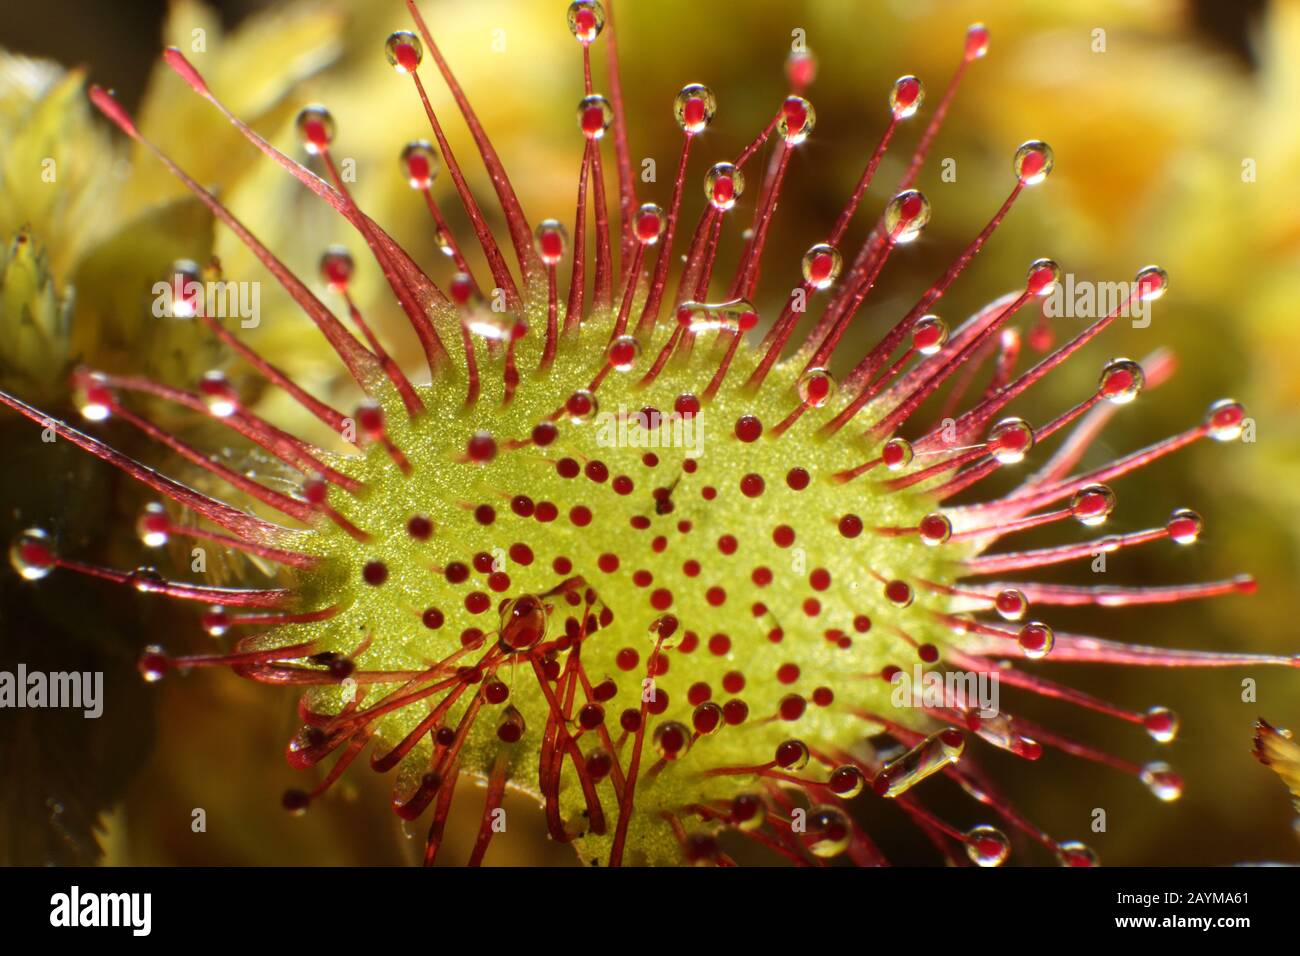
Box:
[1135,265,1168,302]
[138,645,169,683]
[319,246,354,292]
[873,729,965,798]
[566,0,605,44]
[673,83,716,135]
[1140,761,1184,802]
[691,701,723,736]
[534,219,568,265]
[1167,508,1203,545]
[882,436,913,471]
[1144,706,1180,743]
[10,528,55,581]
[972,712,1041,761]
[577,94,613,140]
[775,738,810,770]
[653,720,692,760]
[1055,840,1099,867]
[890,75,924,119]
[435,228,456,258]
[805,806,851,858]
[1070,484,1116,526]
[918,513,952,546]
[607,335,640,372]
[704,162,743,211]
[778,95,815,145]
[828,765,866,798]
[566,389,599,424]
[965,23,990,60]
[162,259,204,318]
[1013,140,1053,185]
[1204,399,1246,442]
[74,373,114,422]
[199,371,239,418]
[400,140,438,190]
[884,189,930,244]
[964,825,1009,866]
[986,417,1034,464]
[634,203,665,245]
[994,588,1028,621]
[136,503,170,547]
[497,705,527,743]
[296,105,335,155]
[678,298,757,334]
[498,595,547,653]
[801,243,841,290]
[384,31,423,74]
[128,566,166,593]
[1017,621,1054,659]
[884,579,913,608]
[1098,357,1144,404]
[796,368,836,408]
[1026,257,1061,296]
[911,314,948,355]
[201,605,229,638]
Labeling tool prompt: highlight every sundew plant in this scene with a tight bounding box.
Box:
[1,0,1295,868]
